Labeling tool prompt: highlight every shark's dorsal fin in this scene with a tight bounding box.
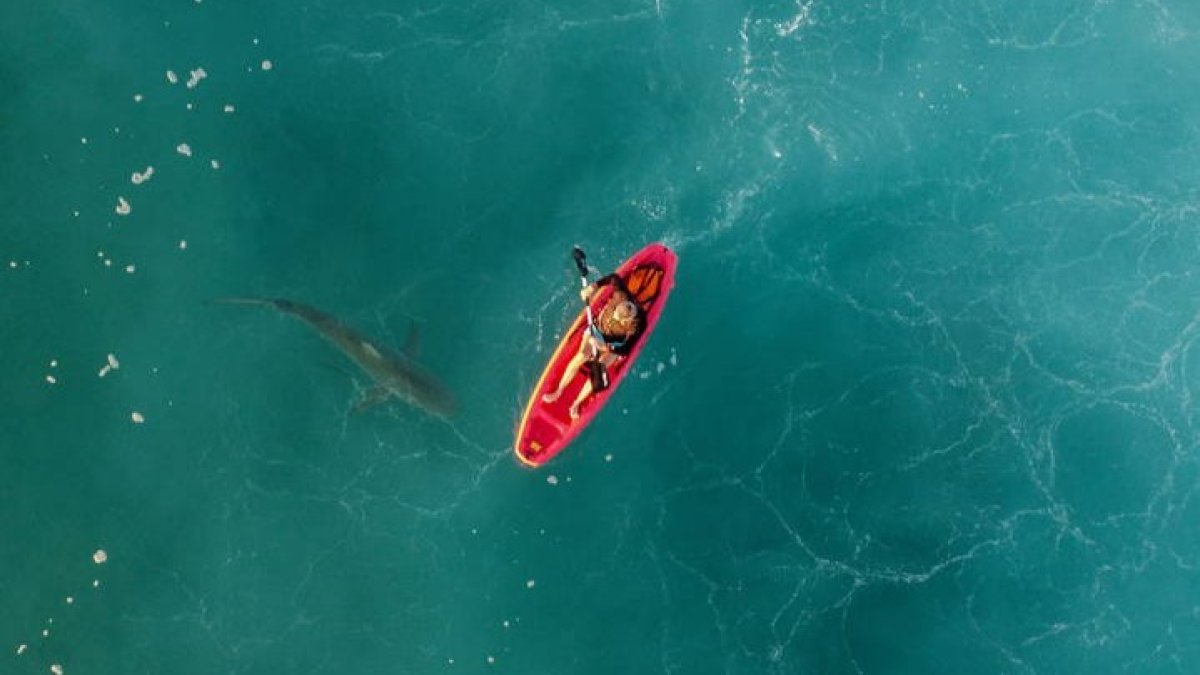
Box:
[352,385,392,414]
[403,322,421,358]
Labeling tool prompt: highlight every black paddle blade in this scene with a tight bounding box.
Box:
[571,246,589,277]
[588,359,610,392]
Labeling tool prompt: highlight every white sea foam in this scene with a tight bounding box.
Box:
[131,166,154,185]
[185,67,208,89]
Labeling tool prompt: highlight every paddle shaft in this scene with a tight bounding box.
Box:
[572,247,609,390]
[572,247,599,347]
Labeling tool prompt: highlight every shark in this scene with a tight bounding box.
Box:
[217,297,458,417]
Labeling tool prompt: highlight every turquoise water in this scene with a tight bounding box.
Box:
[4,0,1200,672]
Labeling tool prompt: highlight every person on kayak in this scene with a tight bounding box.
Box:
[543,273,645,419]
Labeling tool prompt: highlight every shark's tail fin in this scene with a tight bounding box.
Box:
[210,297,295,312]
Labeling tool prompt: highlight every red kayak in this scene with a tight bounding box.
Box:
[515,242,678,467]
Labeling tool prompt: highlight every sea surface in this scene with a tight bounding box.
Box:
[3,1,1200,673]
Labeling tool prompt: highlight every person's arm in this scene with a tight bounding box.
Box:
[584,330,615,356]
[581,273,625,302]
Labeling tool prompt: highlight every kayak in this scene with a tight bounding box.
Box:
[515,242,677,467]
[515,243,677,466]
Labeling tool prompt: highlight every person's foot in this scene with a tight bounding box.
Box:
[542,390,562,404]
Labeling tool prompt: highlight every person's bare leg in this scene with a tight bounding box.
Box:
[567,353,618,419]
[568,379,593,419]
[543,348,589,403]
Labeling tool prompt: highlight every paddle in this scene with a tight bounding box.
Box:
[572,246,610,392]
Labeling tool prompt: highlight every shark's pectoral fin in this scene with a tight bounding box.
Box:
[352,385,392,414]
[403,322,420,358]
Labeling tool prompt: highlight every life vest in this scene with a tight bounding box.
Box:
[624,263,665,307]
